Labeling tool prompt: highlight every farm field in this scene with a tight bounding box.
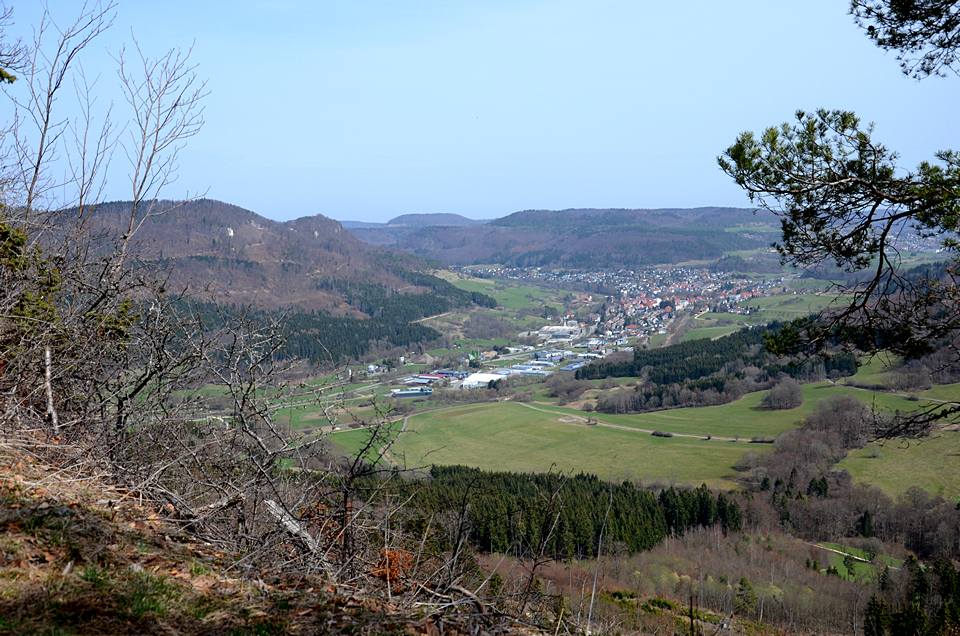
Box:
[326,372,960,496]
[696,312,748,323]
[917,383,960,402]
[836,354,901,384]
[330,402,755,489]
[448,277,568,312]
[786,278,841,291]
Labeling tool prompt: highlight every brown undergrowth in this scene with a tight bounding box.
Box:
[0,439,541,636]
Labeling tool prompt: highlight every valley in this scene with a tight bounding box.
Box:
[5,198,960,636]
[4,3,960,633]
[167,235,951,499]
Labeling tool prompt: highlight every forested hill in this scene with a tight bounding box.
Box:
[183,280,496,363]
[348,206,780,268]
[87,199,453,315]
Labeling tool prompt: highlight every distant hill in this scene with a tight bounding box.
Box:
[351,207,779,268]
[339,220,384,229]
[88,199,440,314]
[343,212,488,247]
[387,213,484,227]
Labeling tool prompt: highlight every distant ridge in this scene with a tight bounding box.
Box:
[340,212,487,229]
[340,220,384,229]
[341,212,489,247]
[346,206,778,269]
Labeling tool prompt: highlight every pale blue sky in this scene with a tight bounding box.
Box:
[7,1,958,222]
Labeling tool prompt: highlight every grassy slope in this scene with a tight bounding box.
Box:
[557,382,918,439]
[840,431,960,498]
[0,447,316,634]
[0,443,533,636]
[741,293,842,322]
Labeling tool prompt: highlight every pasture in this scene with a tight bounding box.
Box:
[325,374,960,495]
[694,312,753,325]
[448,277,568,312]
[543,382,920,440]
[840,431,960,499]
[330,402,757,489]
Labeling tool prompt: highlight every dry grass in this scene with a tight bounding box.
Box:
[0,435,555,635]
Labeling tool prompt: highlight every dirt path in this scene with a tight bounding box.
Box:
[804,541,897,570]
[833,381,957,406]
[413,311,453,323]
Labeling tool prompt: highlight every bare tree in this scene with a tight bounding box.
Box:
[5,2,115,219]
[112,38,206,275]
[760,376,804,410]
[0,2,430,593]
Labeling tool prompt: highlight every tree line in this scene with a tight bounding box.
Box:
[398,466,742,561]
[577,324,777,382]
[736,393,960,563]
[578,321,857,415]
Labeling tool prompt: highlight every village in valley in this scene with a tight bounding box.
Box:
[384,264,820,395]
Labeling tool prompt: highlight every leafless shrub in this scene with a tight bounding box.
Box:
[759,376,803,410]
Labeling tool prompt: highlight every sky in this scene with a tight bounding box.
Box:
[5,1,958,223]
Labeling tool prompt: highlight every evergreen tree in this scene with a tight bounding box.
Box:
[864,594,888,636]
[858,509,875,538]
[843,553,857,579]
[735,577,756,616]
[890,602,926,636]
[908,555,929,606]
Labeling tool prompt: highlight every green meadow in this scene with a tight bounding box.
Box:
[820,542,902,569]
[786,278,842,291]
[327,374,960,495]
[330,402,756,489]
[649,333,667,347]
[538,382,919,440]
[741,293,843,322]
[917,383,960,402]
[695,312,752,324]
[840,431,960,499]
[448,278,568,312]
